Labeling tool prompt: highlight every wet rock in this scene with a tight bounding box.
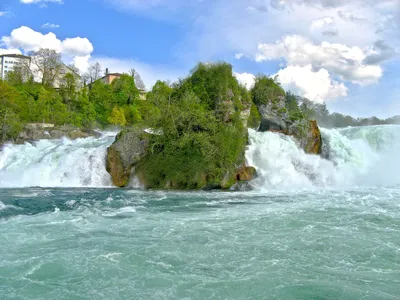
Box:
[105,128,149,187]
[236,166,257,181]
[288,119,322,154]
[15,123,98,143]
[257,96,289,132]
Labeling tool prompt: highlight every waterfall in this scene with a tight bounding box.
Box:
[0,132,116,188]
[1,125,399,189]
[246,125,400,189]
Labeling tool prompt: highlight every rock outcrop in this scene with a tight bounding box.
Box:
[105,128,149,187]
[236,166,257,181]
[288,119,322,154]
[257,96,289,132]
[256,98,322,155]
[15,124,100,144]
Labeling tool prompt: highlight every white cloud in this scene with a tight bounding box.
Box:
[256,35,383,85]
[311,17,335,30]
[42,23,60,29]
[61,37,93,56]
[276,65,348,103]
[1,26,94,74]
[73,55,91,73]
[310,16,339,36]
[1,26,93,57]
[235,53,244,59]
[234,72,255,90]
[2,26,62,52]
[338,11,366,22]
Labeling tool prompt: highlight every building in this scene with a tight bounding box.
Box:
[0,54,31,80]
[97,68,147,100]
[99,68,122,85]
[53,64,81,89]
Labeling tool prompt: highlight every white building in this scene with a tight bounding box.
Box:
[0,54,31,80]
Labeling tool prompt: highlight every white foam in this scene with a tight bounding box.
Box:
[0,133,117,188]
[246,125,400,189]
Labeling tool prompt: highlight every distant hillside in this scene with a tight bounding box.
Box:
[292,95,400,128]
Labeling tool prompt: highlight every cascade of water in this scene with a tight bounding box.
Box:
[0,133,116,188]
[246,125,400,189]
[1,125,399,189]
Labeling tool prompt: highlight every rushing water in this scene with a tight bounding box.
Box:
[0,126,399,299]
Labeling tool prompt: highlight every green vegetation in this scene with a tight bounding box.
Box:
[0,50,154,143]
[251,75,285,106]
[2,48,398,189]
[138,63,248,189]
[248,103,261,129]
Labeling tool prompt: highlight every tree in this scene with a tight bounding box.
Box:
[59,73,78,107]
[89,80,113,125]
[108,106,127,126]
[29,49,63,86]
[67,64,80,75]
[129,68,146,90]
[111,74,139,106]
[5,60,32,86]
[84,62,103,84]
[147,80,172,106]
[251,75,285,106]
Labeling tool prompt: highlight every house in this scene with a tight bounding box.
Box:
[97,68,147,100]
[99,68,122,85]
[0,54,31,80]
[53,64,81,89]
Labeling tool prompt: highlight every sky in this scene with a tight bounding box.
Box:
[0,0,399,118]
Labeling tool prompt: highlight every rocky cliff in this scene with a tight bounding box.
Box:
[256,96,322,155]
[105,128,149,187]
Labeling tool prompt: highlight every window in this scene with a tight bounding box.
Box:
[60,69,66,75]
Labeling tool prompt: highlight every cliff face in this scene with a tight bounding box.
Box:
[256,100,322,155]
[257,96,288,132]
[105,128,149,187]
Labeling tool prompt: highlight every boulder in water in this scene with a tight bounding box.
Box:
[105,128,149,187]
[236,166,257,181]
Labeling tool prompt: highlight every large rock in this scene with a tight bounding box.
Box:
[15,123,100,143]
[255,98,323,155]
[288,120,322,154]
[257,96,289,132]
[236,166,257,181]
[105,128,149,187]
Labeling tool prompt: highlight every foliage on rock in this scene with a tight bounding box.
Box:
[135,63,250,189]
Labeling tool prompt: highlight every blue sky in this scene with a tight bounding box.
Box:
[0,0,399,118]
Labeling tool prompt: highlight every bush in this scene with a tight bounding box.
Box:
[248,103,261,129]
[251,75,285,106]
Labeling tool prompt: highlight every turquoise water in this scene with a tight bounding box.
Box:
[1,187,399,299]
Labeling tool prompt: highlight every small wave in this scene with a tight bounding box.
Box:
[0,201,18,211]
[102,206,137,218]
[65,200,77,207]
